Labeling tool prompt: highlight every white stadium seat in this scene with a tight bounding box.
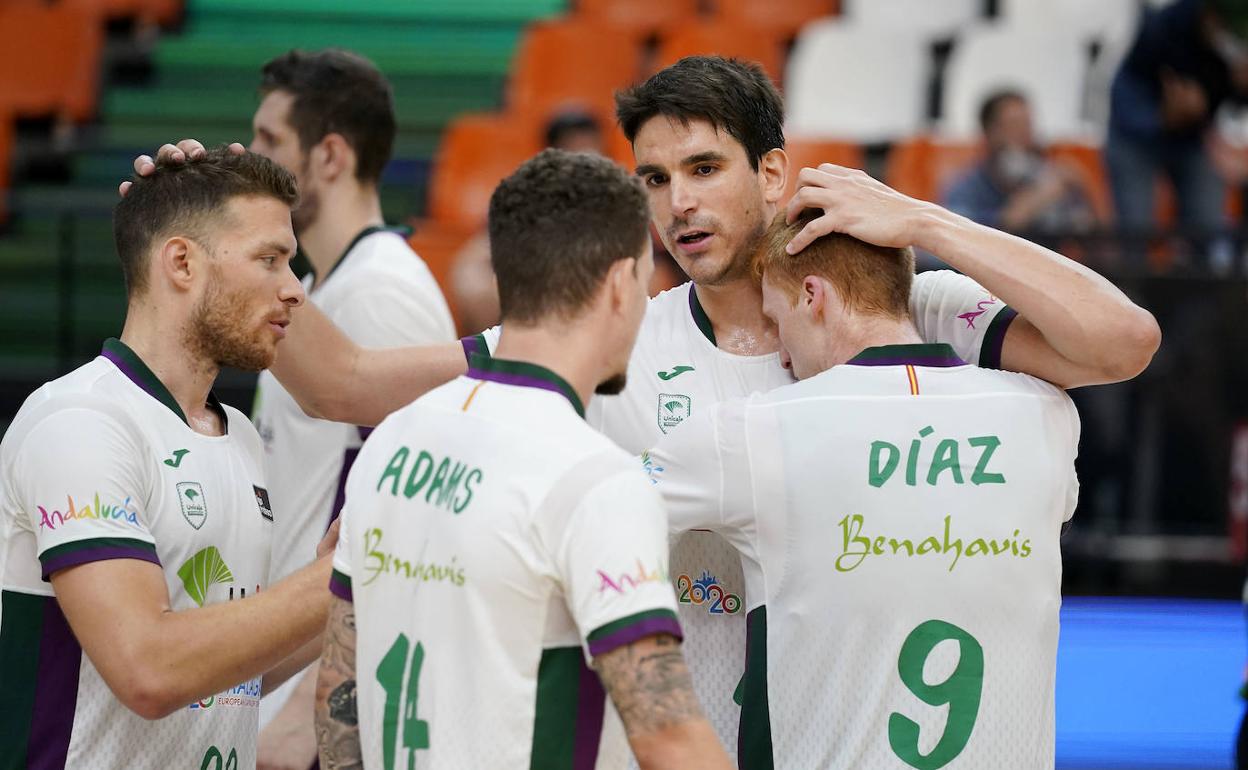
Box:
[840,0,982,37]
[785,19,931,143]
[939,25,1089,141]
[997,0,1140,44]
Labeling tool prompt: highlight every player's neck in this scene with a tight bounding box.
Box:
[692,279,780,356]
[118,311,223,435]
[300,184,384,289]
[828,316,925,368]
[491,324,609,416]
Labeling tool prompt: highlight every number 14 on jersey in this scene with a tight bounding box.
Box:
[376,633,430,770]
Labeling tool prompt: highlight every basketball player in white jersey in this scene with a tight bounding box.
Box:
[314,149,731,769]
[129,58,1159,760]
[244,50,454,766]
[647,169,1091,767]
[0,148,337,769]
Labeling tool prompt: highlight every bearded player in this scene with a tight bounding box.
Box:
[0,148,336,769]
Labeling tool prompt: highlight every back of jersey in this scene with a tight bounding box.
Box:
[747,353,1079,769]
[333,361,680,770]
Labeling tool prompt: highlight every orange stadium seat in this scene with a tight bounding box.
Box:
[781,138,865,205]
[885,137,982,204]
[574,0,700,39]
[0,3,103,122]
[428,113,542,229]
[507,20,643,130]
[66,0,183,26]
[715,0,839,40]
[654,22,785,84]
[407,220,476,323]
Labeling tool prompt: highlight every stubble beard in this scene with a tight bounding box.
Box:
[185,269,275,372]
[595,372,628,396]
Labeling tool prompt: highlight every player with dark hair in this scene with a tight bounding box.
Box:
[0,147,337,769]
[244,49,454,768]
[314,149,731,769]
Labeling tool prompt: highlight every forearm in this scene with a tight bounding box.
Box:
[262,634,323,695]
[316,597,363,770]
[142,557,331,715]
[631,721,732,770]
[595,634,733,770]
[271,301,468,425]
[915,206,1160,384]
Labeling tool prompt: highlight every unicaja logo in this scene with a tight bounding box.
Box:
[177,546,234,607]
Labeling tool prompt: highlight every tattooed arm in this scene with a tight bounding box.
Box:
[315,596,362,770]
[593,634,733,770]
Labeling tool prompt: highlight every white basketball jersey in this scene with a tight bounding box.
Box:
[0,338,273,769]
[331,355,681,769]
[649,344,1080,769]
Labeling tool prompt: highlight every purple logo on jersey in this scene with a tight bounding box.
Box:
[956,296,999,329]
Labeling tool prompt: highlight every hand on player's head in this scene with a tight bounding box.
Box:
[118,140,246,196]
[784,163,929,255]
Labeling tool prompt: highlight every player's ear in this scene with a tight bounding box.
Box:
[802,275,831,322]
[606,256,638,314]
[156,236,195,293]
[319,131,354,182]
[759,148,787,205]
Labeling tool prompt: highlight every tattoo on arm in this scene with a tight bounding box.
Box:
[593,633,704,737]
[315,598,363,770]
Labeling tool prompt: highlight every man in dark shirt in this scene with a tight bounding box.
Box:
[1106,0,1248,254]
[945,89,1098,237]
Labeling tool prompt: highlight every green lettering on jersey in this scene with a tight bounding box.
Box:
[375,446,484,514]
[866,431,1006,488]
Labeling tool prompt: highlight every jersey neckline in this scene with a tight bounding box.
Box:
[687,284,717,346]
[466,353,586,418]
[312,224,412,286]
[100,338,228,430]
[846,343,966,367]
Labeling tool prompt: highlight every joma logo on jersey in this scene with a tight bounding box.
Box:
[868,427,1005,488]
[676,571,742,615]
[657,393,692,434]
[376,446,484,514]
[37,493,141,531]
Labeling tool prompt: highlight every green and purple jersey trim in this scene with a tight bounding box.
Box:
[847,343,966,368]
[460,332,490,363]
[979,306,1018,370]
[101,338,226,429]
[586,608,682,657]
[329,568,353,602]
[0,590,82,769]
[38,537,159,581]
[466,354,585,418]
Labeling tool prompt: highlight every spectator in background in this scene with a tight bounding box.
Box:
[944,89,1099,236]
[449,109,685,334]
[1105,0,1248,258]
